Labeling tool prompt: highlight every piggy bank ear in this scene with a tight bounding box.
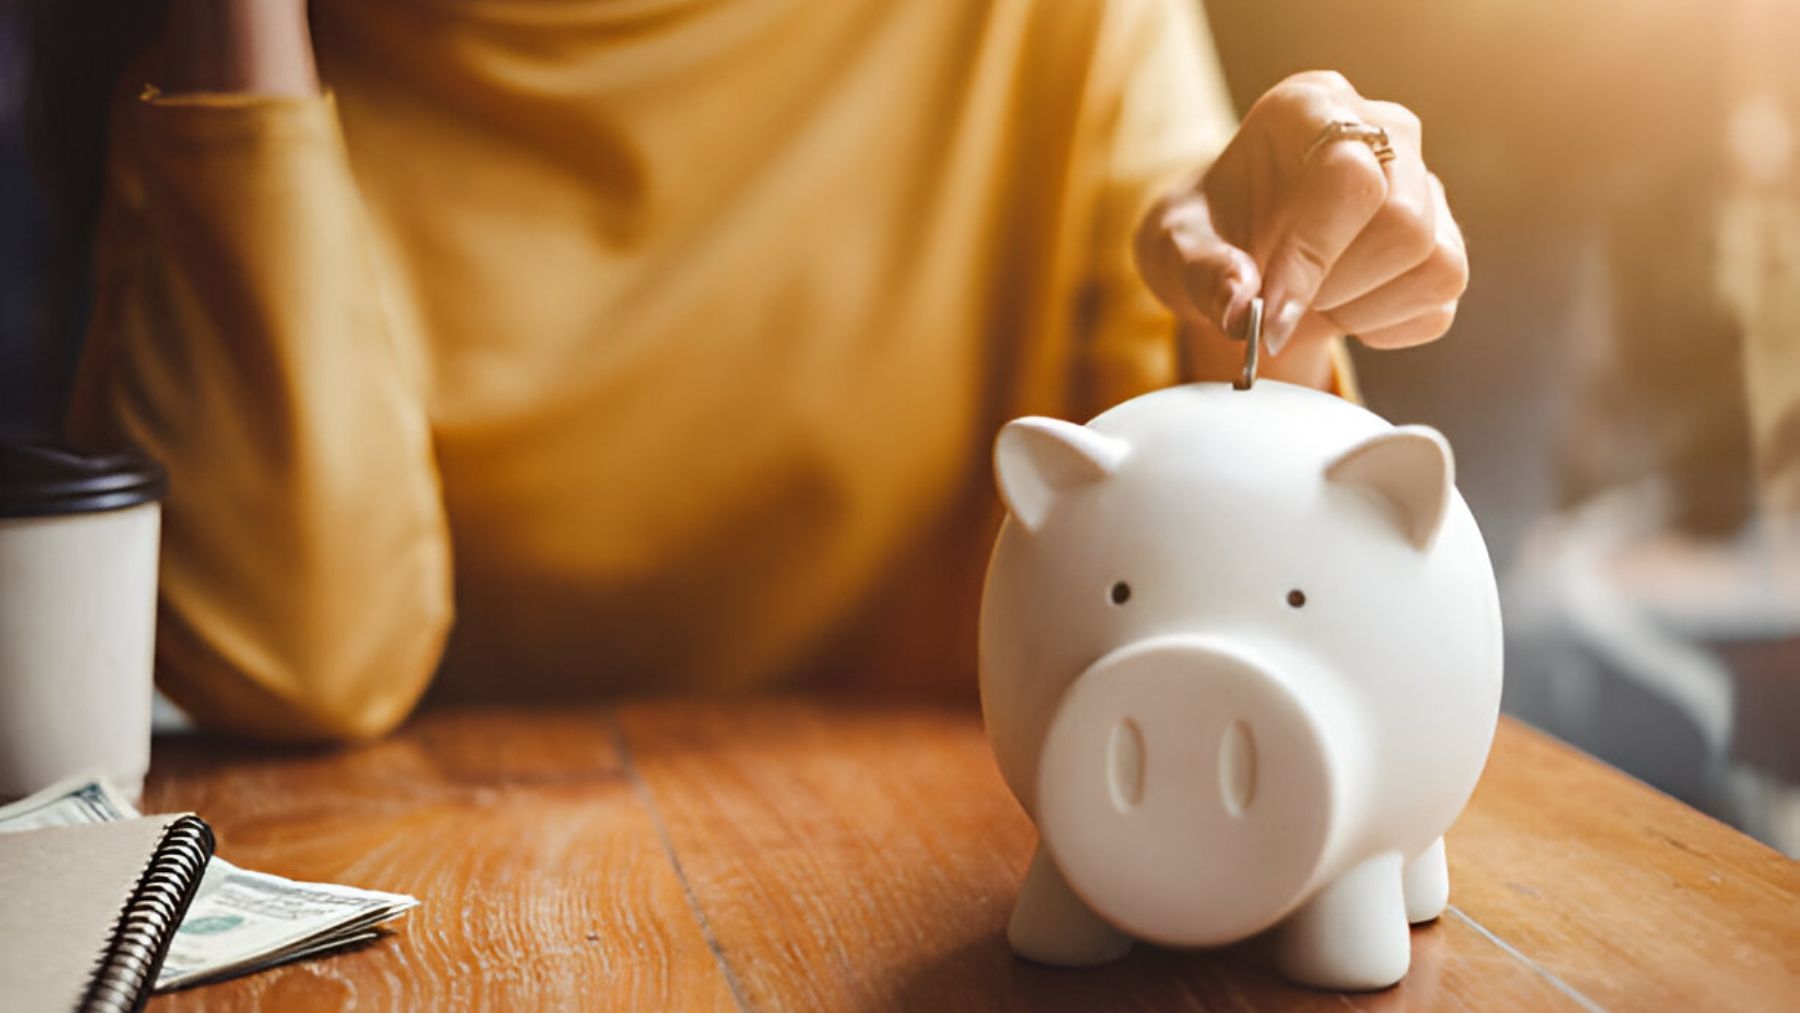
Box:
[995,417,1129,532]
[1324,425,1455,551]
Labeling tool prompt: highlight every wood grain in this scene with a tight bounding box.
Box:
[1447,720,1800,1012]
[141,705,1798,1011]
[615,701,1584,1012]
[143,710,736,1011]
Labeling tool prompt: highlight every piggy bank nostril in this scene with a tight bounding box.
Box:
[1219,720,1257,817]
[1106,718,1145,812]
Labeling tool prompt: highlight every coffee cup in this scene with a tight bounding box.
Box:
[0,443,166,803]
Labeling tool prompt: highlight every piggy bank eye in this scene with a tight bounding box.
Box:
[1109,581,1132,605]
[1287,589,1307,609]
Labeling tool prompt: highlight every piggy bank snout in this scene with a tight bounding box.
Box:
[1034,637,1348,948]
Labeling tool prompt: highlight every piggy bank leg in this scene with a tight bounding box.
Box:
[1275,851,1409,991]
[1008,843,1134,966]
[1403,837,1449,924]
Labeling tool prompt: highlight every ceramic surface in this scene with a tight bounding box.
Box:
[979,381,1503,991]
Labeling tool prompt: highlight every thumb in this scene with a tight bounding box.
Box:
[1134,193,1262,340]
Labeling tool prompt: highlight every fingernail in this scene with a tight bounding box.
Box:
[1265,299,1304,355]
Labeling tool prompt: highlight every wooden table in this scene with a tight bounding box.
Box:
[143,701,1799,1011]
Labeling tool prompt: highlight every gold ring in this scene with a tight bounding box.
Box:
[1304,120,1397,167]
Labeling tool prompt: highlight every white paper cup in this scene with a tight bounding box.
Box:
[0,444,165,804]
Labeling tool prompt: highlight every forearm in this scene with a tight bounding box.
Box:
[156,0,318,96]
[71,93,450,742]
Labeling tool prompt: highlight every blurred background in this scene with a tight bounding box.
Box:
[1207,0,1800,856]
[2,2,1796,854]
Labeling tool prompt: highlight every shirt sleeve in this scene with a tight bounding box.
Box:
[1074,0,1357,415]
[66,90,453,742]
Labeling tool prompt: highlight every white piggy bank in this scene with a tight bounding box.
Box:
[979,380,1503,991]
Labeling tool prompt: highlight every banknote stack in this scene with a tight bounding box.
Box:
[0,777,419,991]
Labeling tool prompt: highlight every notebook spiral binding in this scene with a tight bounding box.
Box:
[78,815,215,1013]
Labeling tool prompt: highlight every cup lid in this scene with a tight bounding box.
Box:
[0,442,167,519]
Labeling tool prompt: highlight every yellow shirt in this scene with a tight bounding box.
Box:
[70,0,1243,740]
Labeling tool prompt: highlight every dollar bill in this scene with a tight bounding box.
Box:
[0,777,138,830]
[0,776,419,991]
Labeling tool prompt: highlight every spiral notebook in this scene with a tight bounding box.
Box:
[0,814,214,1013]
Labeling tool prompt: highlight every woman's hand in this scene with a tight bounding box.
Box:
[1134,71,1468,388]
